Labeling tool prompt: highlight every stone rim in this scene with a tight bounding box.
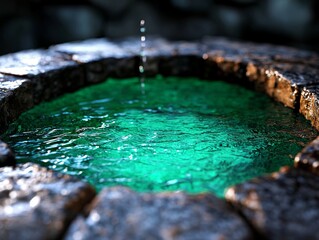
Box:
[1,37,319,239]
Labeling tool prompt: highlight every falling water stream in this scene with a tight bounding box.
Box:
[139,19,146,91]
[2,76,317,197]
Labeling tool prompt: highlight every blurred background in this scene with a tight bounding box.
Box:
[0,0,318,55]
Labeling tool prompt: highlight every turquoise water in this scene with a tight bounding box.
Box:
[2,76,317,196]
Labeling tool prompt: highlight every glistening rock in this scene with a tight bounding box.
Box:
[226,167,319,240]
[0,163,96,240]
[65,187,252,240]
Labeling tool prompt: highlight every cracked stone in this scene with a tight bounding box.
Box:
[65,187,253,240]
[0,163,96,240]
[0,50,85,103]
[202,38,319,108]
[300,85,319,131]
[226,167,319,240]
[51,39,138,82]
[0,74,33,133]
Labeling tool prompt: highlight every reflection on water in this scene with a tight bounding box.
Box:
[2,76,317,197]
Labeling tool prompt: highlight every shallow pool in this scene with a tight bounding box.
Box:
[2,76,317,196]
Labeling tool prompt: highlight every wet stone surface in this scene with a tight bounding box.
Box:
[0,49,86,104]
[0,141,15,167]
[202,38,319,109]
[0,163,96,240]
[202,37,319,65]
[51,38,139,83]
[0,49,77,77]
[295,137,319,175]
[65,187,253,240]
[51,38,129,62]
[268,64,319,109]
[300,85,319,131]
[0,74,33,134]
[226,167,319,240]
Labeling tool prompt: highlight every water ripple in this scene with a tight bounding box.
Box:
[2,77,317,197]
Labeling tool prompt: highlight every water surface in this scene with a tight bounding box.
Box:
[3,76,317,196]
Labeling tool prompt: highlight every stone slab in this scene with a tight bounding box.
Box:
[0,163,96,240]
[65,187,253,240]
[0,74,34,134]
[0,141,15,167]
[51,38,129,63]
[119,38,210,79]
[51,38,140,83]
[0,49,86,103]
[300,85,319,131]
[203,38,319,109]
[202,37,319,65]
[269,63,319,109]
[29,62,86,102]
[226,167,319,240]
[295,136,319,175]
[0,49,76,77]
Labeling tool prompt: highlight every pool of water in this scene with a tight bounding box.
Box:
[2,76,317,196]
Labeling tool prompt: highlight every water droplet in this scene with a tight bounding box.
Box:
[139,66,145,73]
[142,56,147,62]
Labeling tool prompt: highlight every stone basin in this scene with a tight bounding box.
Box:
[1,37,319,239]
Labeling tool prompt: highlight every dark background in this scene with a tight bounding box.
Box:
[1,0,319,55]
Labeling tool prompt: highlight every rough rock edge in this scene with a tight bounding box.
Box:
[65,187,253,240]
[0,163,96,240]
[0,140,15,167]
[225,167,319,240]
[295,136,319,175]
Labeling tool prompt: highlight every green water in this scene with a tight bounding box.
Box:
[2,76,317,196]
